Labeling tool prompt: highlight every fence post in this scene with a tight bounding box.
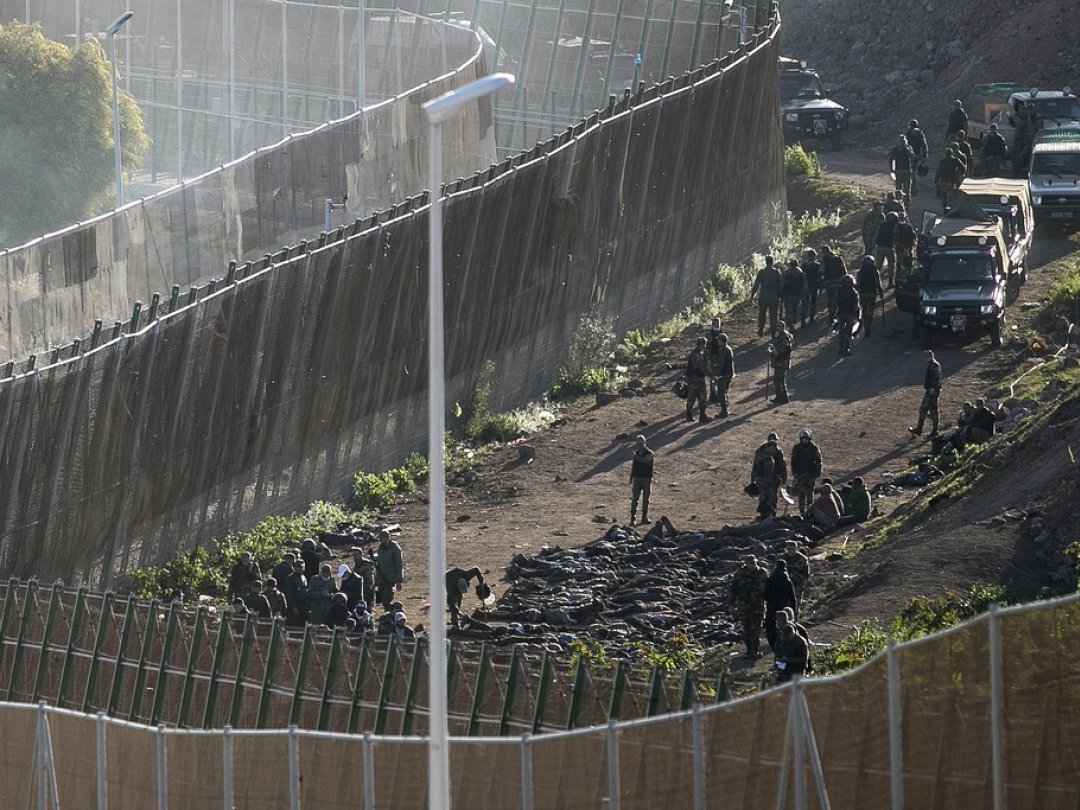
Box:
[797,681,831,809]
[83,593,114,713]
[792,679,805,810]
[989,604,1005,810]
[222,726,233,810]
[399,633,424,735]
[288,725,299,810]
[692,704,704,810]
[256,619,285,729]
[36,702,47,810]
[96,713,107,810]
[57,586,88,706]
[499,646,522,735]
[887,641,904,810]
[468,643,492,735]
[156,726,168,810]
[227,613,256,727]
[203,610,233,728]
[531,653,552,734]
[177,607,206,727]
[362,732,375,810]
[520,733,533,810]
[31,584,62,703]
[106,595,138,717]
[7,579,38,700]
[606,720,621,810]
[347,639,371,734]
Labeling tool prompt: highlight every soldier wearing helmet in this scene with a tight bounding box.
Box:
[789,428,823,515]
[834,274,861,357]
[904,118,928,193]
[728,555,768,658]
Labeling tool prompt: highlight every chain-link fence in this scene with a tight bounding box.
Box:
[4,593,1079,808]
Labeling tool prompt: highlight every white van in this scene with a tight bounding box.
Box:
[1028,129,1080,221]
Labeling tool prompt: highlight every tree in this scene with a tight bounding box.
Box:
[0,21,149,249]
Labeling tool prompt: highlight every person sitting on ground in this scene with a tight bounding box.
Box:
[965,398,997,444]
[446,566,486,630]
[323,592,356,630]
[643,515,679,542]
[808,483,841,528]
[833,477,871,530]
[351,600,374,633]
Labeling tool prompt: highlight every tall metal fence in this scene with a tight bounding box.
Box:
[0,9,785,585]
[0,579,714,736]
[4,592,1080,808]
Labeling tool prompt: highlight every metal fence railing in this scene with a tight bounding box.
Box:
[5,591,1080,808]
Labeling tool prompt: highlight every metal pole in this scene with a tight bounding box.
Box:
[989,604,1005,810]
[229,0,236,160]
[222,726,233,810]
[176,0,183,181]
[606,720,621,810]
[356,0,366,109]
[887,641,904,810]
[36,703,46,810]
[288,726,299,810]
[520,734,533,810]
[109,29,123,208]
[362,732,375,810]
[156,726,167,810]
[282,0,289,138]
[692,704,705,810]
[793,680,805,810]
[423,73,515,810]
[96,713,107,810]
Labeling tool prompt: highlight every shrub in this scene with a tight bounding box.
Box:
[551,366,613,399]
[352,470,399,512]
[463,362,524,443]
[561,310,617,379]
[784,144,822,179]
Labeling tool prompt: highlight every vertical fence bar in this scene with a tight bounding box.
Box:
[347,640,371,734]
[227,614,256,727]
[57,587,87,706]
[130,600,162,721]
[7,579,38,700]
[646,664,664,716]
[532,653,552,734]
[539,0,567,128]
[31,585,62,703]
[602,0,627,99]
[106,596,138,716]
[96,713,107,810]
[176,607,206,727]
[222,726,233,810]
[566,658,587,729]
[606,720,620,810]
[798,687,831,809]
[659,0,677,80]
[156,726,167,810]
[520,733,533,810]
[36,702,47,810]
[373,633,397,734]
[362,732,375,810]
[607,662,627,721]
[793,680,805,810]
[150,605,179,724]
[288,726,299,810]
[571,3,596,119]
[887,641,904,810]
[989,605,1005,810]
[468,643,492,736]
[775,685,795,810]
[255,619,284,728]
[318,629,345,731]
[289,625,315,727]
[83,593,115,713]
[499,646,521,735]
[202,611,232,728]
[399,633,424,735]
[692,704,704,810]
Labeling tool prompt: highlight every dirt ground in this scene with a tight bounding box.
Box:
[378,148,1078,649]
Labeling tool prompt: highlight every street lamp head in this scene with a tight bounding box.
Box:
[423,73,515,125]
[106,10,134,35]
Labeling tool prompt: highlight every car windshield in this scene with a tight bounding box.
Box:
[1031,152,1080,176]
[780,73,824,101]
[1035,97,1080,120]
[926,254,994,283]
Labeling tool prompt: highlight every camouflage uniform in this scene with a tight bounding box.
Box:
[751,438,787,518]
[783,547,811,610]
[751,260,784,337]
[911,352,942,435]
[684,342,711,422]
[265,588,288,619]
[775,623,809,682]
[729,560,768,656]
[307,570,337,625]
[770,327,793,405]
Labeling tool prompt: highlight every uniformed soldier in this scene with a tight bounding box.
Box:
[729,555,768,657]
[782,259,808,329]
[889,134,916,206]
[945,99,968,142]
[834,275,860,357]
[820,245,848,321]
[904,119,928,194]
[713,332,735,418]
[800,249,822,325]
[856,255,884,330]
[789,429,822,516]
[374,530,404,613]
[909,349,943,436]
[981,122,1009,177]
[706,317,725,402]
[751,433,787,518]
[874,211,899,287]
[629,434,654,525]
[750,255,784,337]
[782,540,811,610]
[769,322,793,405]
[307,564,337,625]
[684,337,711,423]
[861,201,885,256]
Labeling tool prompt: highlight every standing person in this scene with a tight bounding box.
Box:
[763,560,797,652]
[909,349,942,437]
[445,566,485,629]
[856,255,884,334]
[751,433,787,519]
[729,555,768,658]
[706,317,725,403]
[264,578,288,619]
[904,119,929,194]
[750,255,784,337]
[800,249,821,325]
[893,212,917,281]
[338,564,367,609]
[883,191,906,217]
[373,529,404,613]
[981,122,1009,177]
[934,148,961,210]
[227,552,261,601]
[782,259,808,331]
[271,553,296,596]
[945,99,968,142]
[889,134,916,207]
[834,275,861,357]
[954,131,973,180]
[628,434,654,526]
[874,211,899,288]
[820,245,847,321]
[283,561,309,626]
[789,428,822,515]
[768,321,793,405]
[684,337,711,423]
[783,541,811,611]
[713,332,735,418]
[307,564,337,625]
[774,620,810,682]
[861,201,885,257]
[242,580,273,619]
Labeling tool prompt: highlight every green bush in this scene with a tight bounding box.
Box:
[352,470,399,512]
[551,366,613,399]
[463,363,524,443]
[784,144,822,179]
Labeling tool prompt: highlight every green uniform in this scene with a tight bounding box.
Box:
[375,540,404,612]
[770,330,793,404]
[629,446,654,523]
[776,624,809,682]
[307,574,336,625]
[729,563,768,655]
[752,264,784,336]
[783,550,811,608]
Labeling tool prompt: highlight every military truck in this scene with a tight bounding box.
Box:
[778,57,847,150]
[967,85,1080,152]
[960,177,1034,281]
[897,192,1018,348]
[1027,129,1080,222]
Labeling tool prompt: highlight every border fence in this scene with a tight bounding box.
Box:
[0,9,785,585]
[3,592,1080,807]
[0,579,718,736]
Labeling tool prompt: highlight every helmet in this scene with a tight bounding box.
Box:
[909,118,919,127]
[842,275,855,285]
[798,427,812,441]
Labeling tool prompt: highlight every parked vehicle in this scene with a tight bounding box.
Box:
[960,177,1034,282]
[1027,129,1080,222]
[898,193,1017,348]
[967,85,1080,152]
[778,57,847,150]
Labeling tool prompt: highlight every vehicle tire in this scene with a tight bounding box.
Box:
[990,318,1002,348]
[919,323,934,349]
[1006,274,1021,305]
[830,131,843,151]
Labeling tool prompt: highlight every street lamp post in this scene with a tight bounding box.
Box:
[422,72,513,810]
[107,10,134,209]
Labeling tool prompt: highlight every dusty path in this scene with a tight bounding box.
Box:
[379,148,1075,637]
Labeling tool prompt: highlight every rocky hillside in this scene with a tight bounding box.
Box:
[777,0,1079,149]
